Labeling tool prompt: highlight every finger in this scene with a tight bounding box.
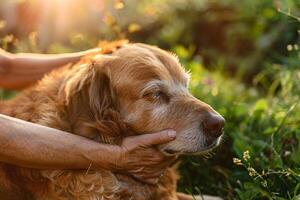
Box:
[141,159,176,177]
[132,130,176,147]
[131,166,165,179]
[146,154,176,166]
[160,156,177,167]
[132,153,174,169]
[140,149,165,162]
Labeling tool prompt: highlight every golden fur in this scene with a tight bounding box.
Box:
[0,41,222,200]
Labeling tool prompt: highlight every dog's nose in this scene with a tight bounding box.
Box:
[202,113,225,138]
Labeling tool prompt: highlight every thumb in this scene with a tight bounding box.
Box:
[133,130,176,147]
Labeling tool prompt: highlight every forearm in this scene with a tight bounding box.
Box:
[0,48,100,90]
[10,49,98,71]
[0,114,117,170]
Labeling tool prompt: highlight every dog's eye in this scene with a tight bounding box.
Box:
[143,91,169,103]
[152,91,163,99]
[143,91,162,99]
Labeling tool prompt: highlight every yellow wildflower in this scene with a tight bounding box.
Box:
[233,158,243,165]
[243,150,250,161]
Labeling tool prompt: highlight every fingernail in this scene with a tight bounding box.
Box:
[167,130,176,139]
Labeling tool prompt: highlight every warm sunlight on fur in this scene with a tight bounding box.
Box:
[0,41,224,200]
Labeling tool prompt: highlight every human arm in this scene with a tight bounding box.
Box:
[0,114,176,183]
[0,48,100,90]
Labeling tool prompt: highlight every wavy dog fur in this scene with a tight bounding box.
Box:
[0,41,221,200]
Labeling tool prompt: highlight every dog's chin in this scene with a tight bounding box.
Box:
[161,136,222,156]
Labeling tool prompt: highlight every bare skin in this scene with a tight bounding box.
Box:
[0,114,176,184]
[0,48,101,90]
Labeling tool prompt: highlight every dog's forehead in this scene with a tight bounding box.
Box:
[158,53,189,86]
[115,44,189,86]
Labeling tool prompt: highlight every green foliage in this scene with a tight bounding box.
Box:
[0,0,299,199]
[173,43,300,199]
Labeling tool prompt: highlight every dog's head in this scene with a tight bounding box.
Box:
[63,43,224,155]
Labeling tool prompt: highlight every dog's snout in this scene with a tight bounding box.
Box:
[202,113,225,138]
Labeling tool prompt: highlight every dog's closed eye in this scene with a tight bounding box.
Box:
[143,90,170,103]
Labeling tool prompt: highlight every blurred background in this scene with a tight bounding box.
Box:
[0,0,299,199]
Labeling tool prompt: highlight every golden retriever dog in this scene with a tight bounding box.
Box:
[0,41,224,200]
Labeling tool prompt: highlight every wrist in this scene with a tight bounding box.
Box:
[82,142,122,171]
[109,146,123,172]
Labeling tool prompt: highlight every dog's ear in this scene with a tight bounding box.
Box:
[63,56,113,104]
[61,56,127,143]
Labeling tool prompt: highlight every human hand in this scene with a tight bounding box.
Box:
[113,130,177,184]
